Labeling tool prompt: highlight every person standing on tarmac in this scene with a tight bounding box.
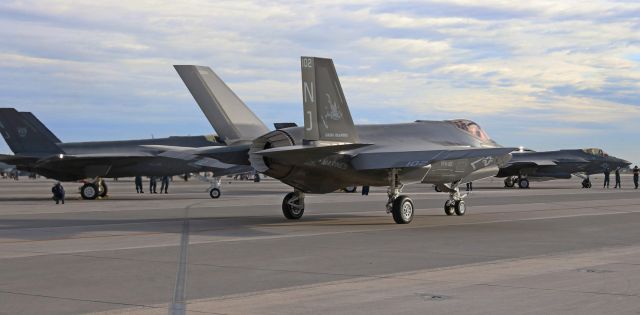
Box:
[52,182,65,204]
[160,176,170,194]
[603,167,610,188]
[614,167,622,189]
[633,166,639,189]
[135,175,144,193]
[466,181,473,191]
[149,176,158,194]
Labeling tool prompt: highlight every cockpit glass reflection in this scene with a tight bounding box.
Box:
[447,119,491,142]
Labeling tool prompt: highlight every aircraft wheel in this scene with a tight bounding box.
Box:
[434,185,442,192]
[454,200,466,216]
[504,177,515,188]
[209,188,221,199]
[518,178,530,189]
[80,183,99,200]
[444,200,455,216]
[98,181,108,198]
[392,195,414,224]
[344,186,357,193]
[282,192,304,219]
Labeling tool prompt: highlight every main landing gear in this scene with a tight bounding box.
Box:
[443,184,466,216]
[504,176,529,189]
[385,169,413,224]
[581,176,592,188]
[80,178,108,200]
[282,190,305,219]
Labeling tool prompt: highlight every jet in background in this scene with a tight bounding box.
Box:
[0,108,240,199]
[243,57,514,224]
[497,148,631,188]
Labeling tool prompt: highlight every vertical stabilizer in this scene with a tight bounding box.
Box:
[0,108,62,154]
[20,112,61,143]
[300,57,358,143]
[174,65,269,144]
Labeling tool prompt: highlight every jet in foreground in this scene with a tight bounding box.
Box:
[497,148,631,188]
[245,57,515,224]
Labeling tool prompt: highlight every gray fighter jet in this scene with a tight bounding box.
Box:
[243,57,515,224]
[497,148,631,189]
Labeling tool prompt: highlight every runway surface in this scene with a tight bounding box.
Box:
[0,176,639,314]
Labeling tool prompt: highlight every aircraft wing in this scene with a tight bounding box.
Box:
[350,147,516,170]
[34,152,158,167]
[0,154,41,166]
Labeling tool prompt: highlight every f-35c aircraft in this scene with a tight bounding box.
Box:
[497,148,631,188]
[243,57,515,224]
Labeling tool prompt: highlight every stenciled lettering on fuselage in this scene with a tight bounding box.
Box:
[305,157,349,170]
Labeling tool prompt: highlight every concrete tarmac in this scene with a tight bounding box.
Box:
[0,176,639,314]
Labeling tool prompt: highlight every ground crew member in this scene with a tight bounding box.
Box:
[52,182,65,204]
[603,167,610,188]
[160,176,170,194]
[361,186,370,196]
[135,175,144,193]
[633,166,639,189]
[614,167,622,189]
[466,181,473,191]
[149,176,157,194]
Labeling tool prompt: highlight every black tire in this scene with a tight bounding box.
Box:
[209,188,221,199]
[518,178,530,189]
[392,195,414,224]
[454,200,466,216]
[80,183,99,200]
[344,186,357,193]
[444,200,455,216]
[434,185,442,192]
[282,192,304,220]
[504,178,515,188]
[98,182,108,198]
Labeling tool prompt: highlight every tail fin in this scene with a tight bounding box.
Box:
[20,112,61,143]
[301,56,358,143]
[174,65,269,144]
[0,108,62,154]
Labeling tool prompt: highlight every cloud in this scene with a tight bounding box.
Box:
[0,0,638,160]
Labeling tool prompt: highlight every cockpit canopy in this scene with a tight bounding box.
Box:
[446,119,492,142]
[582,148,608,157]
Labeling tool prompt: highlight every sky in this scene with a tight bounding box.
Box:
[0,0,639,163]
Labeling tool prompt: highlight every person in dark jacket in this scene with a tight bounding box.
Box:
[603,167,610,188]
[149,176,157,194]
[52,182,65,204]
[160,176,170,194]
[614,167,622,189]
[135,175,144,193]
[361,185,370,196]
[633,166,639,189]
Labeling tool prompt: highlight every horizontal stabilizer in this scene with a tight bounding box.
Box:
[351,147,516,170]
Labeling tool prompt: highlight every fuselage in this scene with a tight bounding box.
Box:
[253,120,510,193]
[18,135,224,181]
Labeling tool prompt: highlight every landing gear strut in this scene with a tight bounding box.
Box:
[386,169,413,224]
[282,190,305,219]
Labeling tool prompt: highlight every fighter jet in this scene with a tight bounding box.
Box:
[497,148,631,189]
[242,57,515,224]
